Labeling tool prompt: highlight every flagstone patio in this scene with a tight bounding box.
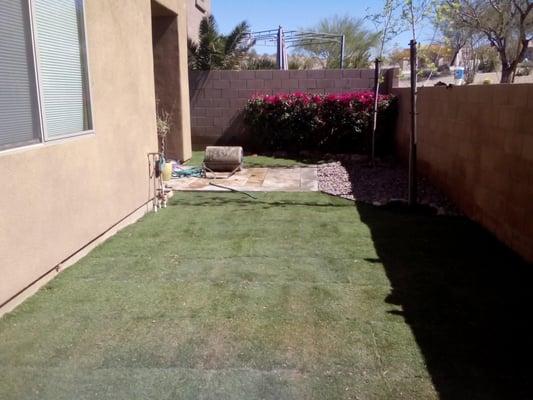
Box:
[167,167,319,192]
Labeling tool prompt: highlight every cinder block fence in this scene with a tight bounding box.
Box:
[189,68,398,149]
[189,69,533,263]
[393,84,533,262]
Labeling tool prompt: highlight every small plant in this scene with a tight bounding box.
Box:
[156,102,172,157]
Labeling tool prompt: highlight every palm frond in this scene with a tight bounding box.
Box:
[196,16,223,69]
[199,15,218,38]
[222,21,254,69]
[189,16,254,70]
[187,37,199,69]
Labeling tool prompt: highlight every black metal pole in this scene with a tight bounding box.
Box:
[371,58,381,165]
[408,39,418,206]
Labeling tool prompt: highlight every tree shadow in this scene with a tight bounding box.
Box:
[355,200,533,399]
[169,192,353,210]
[213,109,249,148]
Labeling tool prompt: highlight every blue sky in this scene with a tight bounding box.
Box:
[212,0,435,55]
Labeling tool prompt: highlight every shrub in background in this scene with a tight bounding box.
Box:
[244,91,396,154]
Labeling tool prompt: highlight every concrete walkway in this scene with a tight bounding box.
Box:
[167,167,319,192]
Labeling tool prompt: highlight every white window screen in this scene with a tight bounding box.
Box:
[33,0,92,138]
[0,1,40,148]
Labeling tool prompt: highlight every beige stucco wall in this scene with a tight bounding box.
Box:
[0,0,191,310]
[153,0,192,161]
[187,0,210,43]
[154,0,192,160]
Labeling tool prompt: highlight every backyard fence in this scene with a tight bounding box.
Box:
[189,69,533,262]
[189,68,398,149]
[393,84,533,262]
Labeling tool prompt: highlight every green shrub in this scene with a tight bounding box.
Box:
[243,91,397,154]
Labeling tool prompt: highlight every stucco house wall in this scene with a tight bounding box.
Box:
[0,0,192,313]
[187,0,211,43]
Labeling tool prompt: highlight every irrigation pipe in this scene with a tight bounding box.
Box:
[208,182,258,199]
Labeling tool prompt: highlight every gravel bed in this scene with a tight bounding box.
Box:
[318,158,458,215]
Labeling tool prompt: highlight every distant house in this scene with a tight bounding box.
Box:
[0,0,192,312]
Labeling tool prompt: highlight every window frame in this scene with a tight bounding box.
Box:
[30,0,94,142]
[195,0,209,13]
[0,0,42,152]
[1,0,95,153]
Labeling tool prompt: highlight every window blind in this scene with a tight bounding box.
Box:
[0,1,40,148]
[33,0,92,138]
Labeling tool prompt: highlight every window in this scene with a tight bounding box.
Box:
[0,1,41,148]
[33,0,92,138]
[0,0,92,151]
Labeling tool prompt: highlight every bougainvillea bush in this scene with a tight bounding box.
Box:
[243,91,397,154]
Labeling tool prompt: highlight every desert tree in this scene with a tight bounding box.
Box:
[402,0,436,205]
[434,9,474,65]
[438,0,533,83]
[367,0,403,163]
[374,0,435,204]
[296,15,380,69]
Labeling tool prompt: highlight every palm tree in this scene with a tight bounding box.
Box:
[188,16,254,70]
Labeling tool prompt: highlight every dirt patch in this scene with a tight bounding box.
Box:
[202,322,234,369]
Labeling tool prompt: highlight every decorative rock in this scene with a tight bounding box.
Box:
[317,159,457,215]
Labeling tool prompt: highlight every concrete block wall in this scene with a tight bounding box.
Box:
[189,68,398,149]
[393,84,533,262]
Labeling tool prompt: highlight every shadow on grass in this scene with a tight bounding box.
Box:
[356,201,533,399]
[170,191,533,397]
[169,192,353,209]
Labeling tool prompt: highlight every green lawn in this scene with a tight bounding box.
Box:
[0,192,531,399]
[185,150,320,168]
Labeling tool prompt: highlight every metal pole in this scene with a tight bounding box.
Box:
[340,35,345,69]
[276,26,282,70]
[371,58,381,165]
[408,39,418,206]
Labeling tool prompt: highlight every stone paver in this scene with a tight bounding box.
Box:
[167,167,319,192]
